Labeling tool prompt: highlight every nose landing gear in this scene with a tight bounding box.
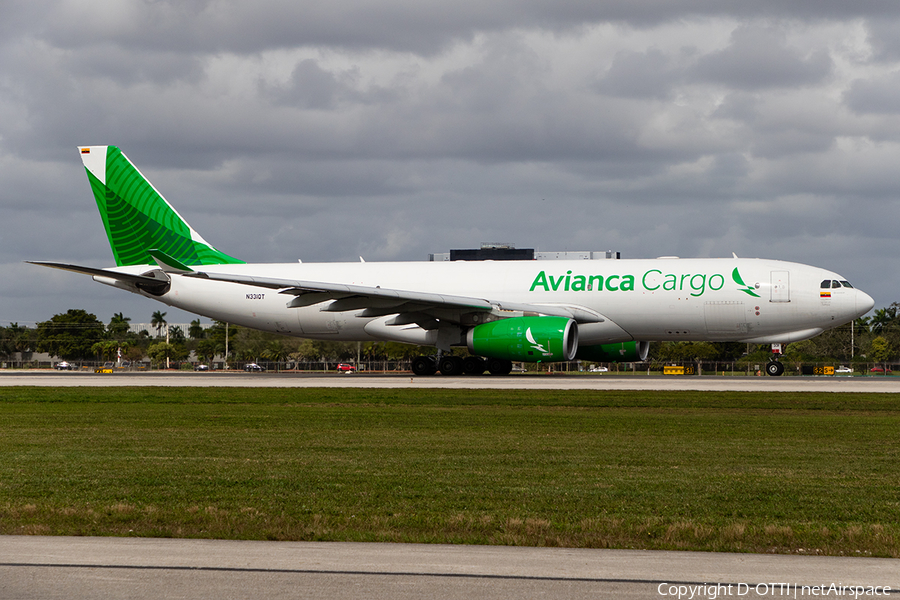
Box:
[765,360,785,376]
[765,343,785,376]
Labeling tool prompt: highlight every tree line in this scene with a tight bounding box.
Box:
[648,307,898,368]
[3,305,900,369]
[0,308,424,368]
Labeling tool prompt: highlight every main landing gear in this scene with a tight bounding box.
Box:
[411,356,437,376]
[765,343,785,377]
[411,355,513,376]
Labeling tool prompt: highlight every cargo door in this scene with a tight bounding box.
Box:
[770,271,790,303]
[704,301,749,336]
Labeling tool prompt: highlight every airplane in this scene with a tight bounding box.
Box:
[30,145,875,376]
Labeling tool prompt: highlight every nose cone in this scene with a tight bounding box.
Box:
[856,289,875,318]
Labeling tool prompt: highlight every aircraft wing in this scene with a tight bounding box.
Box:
[185,271,604,324]
[27,261,604,325]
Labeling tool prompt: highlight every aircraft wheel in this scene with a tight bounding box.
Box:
[487,358,513,375]
[765,361,785,377]
[439,355,464,376]
[462,356,486,375]
[412,356,437,376]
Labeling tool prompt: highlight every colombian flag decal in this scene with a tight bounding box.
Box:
[821,291,831,298]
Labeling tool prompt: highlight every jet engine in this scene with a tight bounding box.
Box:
[575,341,649,363]
[467,316,578,362]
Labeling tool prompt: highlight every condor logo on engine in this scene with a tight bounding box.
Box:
[525,327,551,356]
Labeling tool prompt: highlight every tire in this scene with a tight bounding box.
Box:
[412,356,437,376]
[462,356,486,375]
[439,356,464,376]
[765,361,785,376]
[487,358,513,375]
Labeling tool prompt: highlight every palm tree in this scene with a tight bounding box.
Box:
[91,340,119,362]
[167,325,185,342]
[870,305,898,335]
[8,323,33,354]
[108,312,131,339]
[151,311,167,339]
[262,341,291,372]
[188,319,205,340]
[195,338,222,366]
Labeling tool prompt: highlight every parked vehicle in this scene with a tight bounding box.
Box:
[244,363,266,372]
[55,361,71,370]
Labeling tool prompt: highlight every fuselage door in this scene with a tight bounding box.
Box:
[770,271,790,303]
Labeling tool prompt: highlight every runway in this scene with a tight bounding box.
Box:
[1,536,897,600]
[3,370,900,392]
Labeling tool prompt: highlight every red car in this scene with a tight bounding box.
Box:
[870,367,892,373]
[336,363,356,372]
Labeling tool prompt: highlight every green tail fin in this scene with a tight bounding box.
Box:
[79,146,244,267]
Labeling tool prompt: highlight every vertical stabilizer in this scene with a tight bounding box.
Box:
[79,146,244,267]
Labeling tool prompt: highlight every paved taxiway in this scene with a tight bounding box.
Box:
[3,371,898,598]
[4,370,900,392]
[2,536,897,600]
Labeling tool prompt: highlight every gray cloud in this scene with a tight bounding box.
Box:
[4,2,900,325]
[595,49,682,100]
[267,60,356,110]
[844,71,900,114]
[863,17,900,62]
[32,1,900,55]
[691,24,833,89]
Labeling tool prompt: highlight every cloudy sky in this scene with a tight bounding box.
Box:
[3,0,900,327]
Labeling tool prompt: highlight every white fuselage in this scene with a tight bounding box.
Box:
[103,257,874,348]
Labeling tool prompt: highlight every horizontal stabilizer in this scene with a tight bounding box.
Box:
[148,249,195,273]
[27,261,170,294]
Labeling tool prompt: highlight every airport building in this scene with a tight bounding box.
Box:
[127,322,213,337]
[429,243,621,262]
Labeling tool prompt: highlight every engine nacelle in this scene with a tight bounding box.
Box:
[576,341,649,363]
[467,316,578,362]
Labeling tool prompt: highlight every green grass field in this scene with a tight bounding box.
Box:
[1,387,897,556]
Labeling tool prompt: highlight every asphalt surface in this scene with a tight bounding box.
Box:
[4,370,900,392]
[2,536,898,600]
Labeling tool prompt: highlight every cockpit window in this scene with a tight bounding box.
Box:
[821,279,854,289]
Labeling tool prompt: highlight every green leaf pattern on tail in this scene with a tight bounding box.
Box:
[87,146,243,267]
